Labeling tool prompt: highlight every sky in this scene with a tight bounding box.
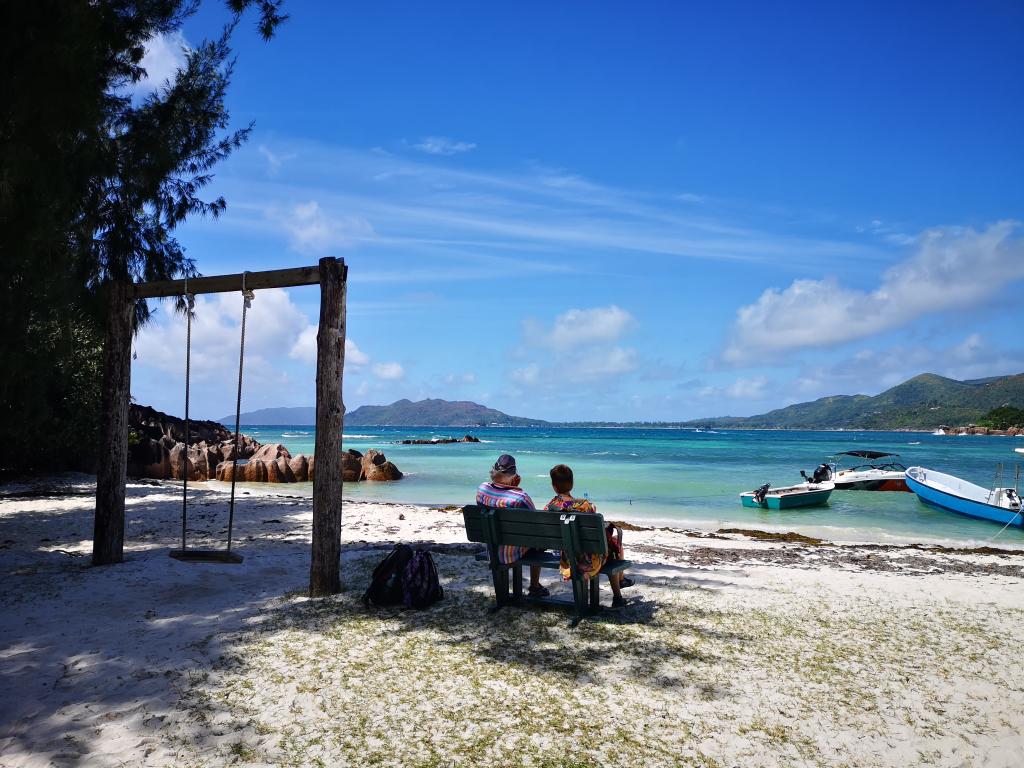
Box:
[130,0,1024,423]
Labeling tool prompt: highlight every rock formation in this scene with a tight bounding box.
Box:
[397,435,480,445]
[127,403,401,483]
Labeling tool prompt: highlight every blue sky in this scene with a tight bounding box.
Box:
[131,1,1024,422]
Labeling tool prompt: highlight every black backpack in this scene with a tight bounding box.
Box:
[362,544,414,607]
[402,550,444,609]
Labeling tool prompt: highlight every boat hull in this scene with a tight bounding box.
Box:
[833,477,910,492]
[740,487,833,510]
[905,468,1023,527]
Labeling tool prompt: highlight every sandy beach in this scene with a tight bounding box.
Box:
[2,475,1023,767]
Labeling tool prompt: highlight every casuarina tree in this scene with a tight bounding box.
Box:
[0,1,287,472]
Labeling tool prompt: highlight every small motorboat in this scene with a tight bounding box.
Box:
[905,466,1022,527]
[740,481,835,509]
[802,451,910,492]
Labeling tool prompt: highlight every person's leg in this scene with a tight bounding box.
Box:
[609,571,622,599]
[530,565,542,588]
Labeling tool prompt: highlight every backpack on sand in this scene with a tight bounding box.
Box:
[402,550,444,609]
[362,544,414,607]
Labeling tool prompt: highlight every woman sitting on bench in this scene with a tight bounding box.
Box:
[545,464,631,609]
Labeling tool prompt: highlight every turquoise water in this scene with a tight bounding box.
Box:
[230,426,1024,548]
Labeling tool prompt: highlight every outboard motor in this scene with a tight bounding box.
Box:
[753,483,770,504]
[801,464,832,484]
[1006,488,1021,510]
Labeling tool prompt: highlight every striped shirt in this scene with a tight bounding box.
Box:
[476,482,536,564]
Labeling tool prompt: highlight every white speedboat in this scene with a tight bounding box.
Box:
[802,451,910,492]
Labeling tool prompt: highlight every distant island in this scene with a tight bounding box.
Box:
[224,372,1024,431]
[346,399,550,427]
[223,399,550,427]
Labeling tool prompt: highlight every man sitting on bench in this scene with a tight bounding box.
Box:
[476,454,550,597]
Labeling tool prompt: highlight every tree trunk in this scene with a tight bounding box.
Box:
[93,283,133,565]
[309,258,347,596]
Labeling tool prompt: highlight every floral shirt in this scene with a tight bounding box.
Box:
[546,494,605,580]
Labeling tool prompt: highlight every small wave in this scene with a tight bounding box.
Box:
[281,432,311,437]
[908,441,921,445]
[342,434,377,439]
[479,439,494,443]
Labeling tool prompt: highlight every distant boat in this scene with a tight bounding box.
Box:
[905,467,1022,528]
[803,451,910,492]
[740,482,834,509]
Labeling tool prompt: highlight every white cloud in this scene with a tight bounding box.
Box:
[514,305,639,386]
[289,324,318,364]
[511,365,540,385]
[132,31,189,93]
[563,347,638,383]
[372,362,405,380]
[346,339,370,367]
[528,305,635,350]
[677,193,706,204]
[725,376,770,400]
[413,136,477,156]
[289,327,369,369]
[723,221,1024,363]
[266,201,375,253]
[443,372,477,385]
[136,288,309,374]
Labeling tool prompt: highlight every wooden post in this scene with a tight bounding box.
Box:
[93,282,134,565]
[309,257,347,596]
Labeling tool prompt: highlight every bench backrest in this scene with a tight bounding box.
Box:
[462,505,609,557]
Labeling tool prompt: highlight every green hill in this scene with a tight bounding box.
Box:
[690,372,1024,430]
[346,399,550,427]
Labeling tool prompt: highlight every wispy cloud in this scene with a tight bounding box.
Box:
[413,136,477,156]
[722,221,1024,363]
[258,144,297,176]
[208,141,884,278]
[264,201,375,253]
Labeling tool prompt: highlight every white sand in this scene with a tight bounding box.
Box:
[1,475,1023,767]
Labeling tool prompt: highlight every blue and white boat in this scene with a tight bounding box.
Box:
[905,466,1023,527]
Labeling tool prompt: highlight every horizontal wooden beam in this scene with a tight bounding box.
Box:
[131,261,346,299]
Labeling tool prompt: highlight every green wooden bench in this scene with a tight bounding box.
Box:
[462,505,632,623]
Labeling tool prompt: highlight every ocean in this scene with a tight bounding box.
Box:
[221,426,1024,548]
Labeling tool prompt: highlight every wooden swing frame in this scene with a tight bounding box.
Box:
[92,257,348,596]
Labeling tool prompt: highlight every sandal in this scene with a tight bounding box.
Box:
[619,576,635,588]
[527,584,550,598]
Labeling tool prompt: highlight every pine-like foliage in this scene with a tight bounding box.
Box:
[0,0,286,472]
